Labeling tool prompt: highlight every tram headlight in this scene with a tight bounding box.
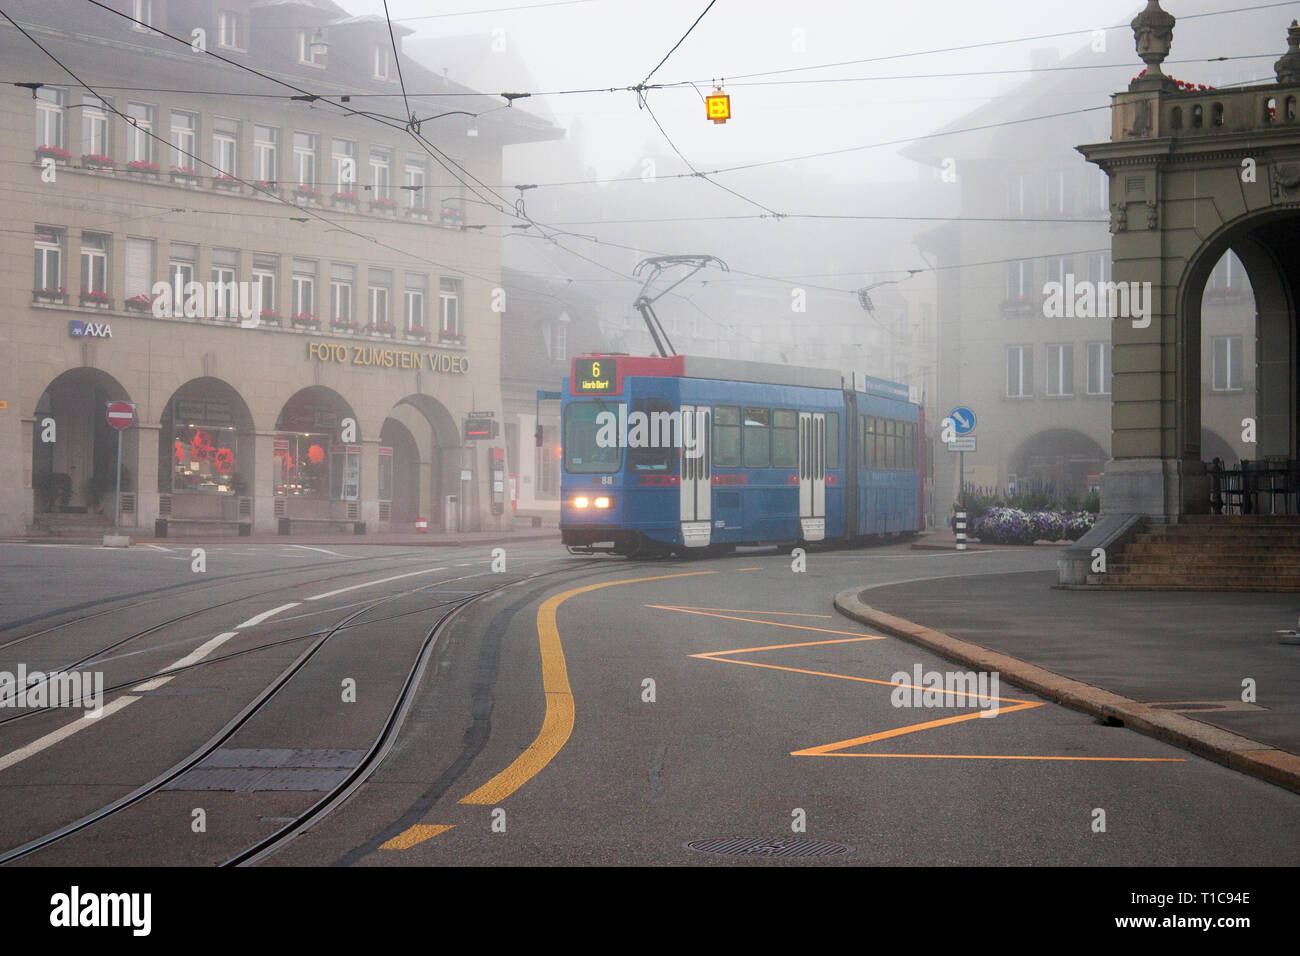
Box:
[594,496,612,509]
[572,495,590,509]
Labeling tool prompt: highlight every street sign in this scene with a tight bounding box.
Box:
[946,436,976,452]
[106,401,135,430]
[948,406,976,435]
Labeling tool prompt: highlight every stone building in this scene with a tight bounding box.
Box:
[2,0,558,536]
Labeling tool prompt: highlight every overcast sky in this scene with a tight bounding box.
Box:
[349,0,1286,185]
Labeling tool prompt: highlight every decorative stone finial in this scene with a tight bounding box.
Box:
[1276,20,1300,84]
[1130,0,1178,91]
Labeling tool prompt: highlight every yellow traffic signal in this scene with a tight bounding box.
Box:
[706,89,731,124]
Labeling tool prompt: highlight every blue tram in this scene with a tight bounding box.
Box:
[559,354,924,556]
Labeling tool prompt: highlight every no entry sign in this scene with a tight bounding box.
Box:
[106,401,135,430]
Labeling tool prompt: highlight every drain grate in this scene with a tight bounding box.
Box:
[685,837,853,859]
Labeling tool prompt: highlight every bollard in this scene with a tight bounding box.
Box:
[955,511,967,552]
[415,517,428,533]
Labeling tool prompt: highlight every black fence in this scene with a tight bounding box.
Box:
[1208,458,1300,515]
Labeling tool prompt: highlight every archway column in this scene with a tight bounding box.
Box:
[360,438,380,531]
[252,430,277,533]
[135,422,162,532]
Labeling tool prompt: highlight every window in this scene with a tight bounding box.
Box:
[1045,255,1071,289]
[330,446,361,501]
[297,30,320,65]
[127,103,154,164]
[1089,252,1112,284]
[1209,252,1241,294]
[885,420,897,469]
[33,227,63,293]
[374,45,389,80]
[332,138,356,190]
[274,433,329,496]
[439,278,461,335]
[331,264,354,323]
[369,147,391,200]
[35,87,64,149]
[172,422,240,495]
[1089,168,1110,211]
[404,161,426,208]
[1006,260,1033,302]
[1007,345,1033,397]
[170,110,196,169]
[1087,342,1112,395]
[81,95,110,158]
[1046,169,1073,214]
[292,258,316,316]
[210,248,238,318]
[80,234,109,296]
[132,0,153,31]
[563,401,622,474]
[404,273,426,331]
[861,416,874,468]
[773,409,798,467]
[551,321,568,362]
[369,268,391,326]
[168,243,196,311]
[124,237,153,300]
[742,407,771,467]
[253,254,277,316]
[713,405,741,468]
[218,11,241,48]
[1046,343,1074,396]
[294,132,317,186]
[1006,172,1029,215]
[254,125,278,182]
[628,399,676,473]
[824,411,840,469]
[1212,335,1243,391]
[212,117,237,177]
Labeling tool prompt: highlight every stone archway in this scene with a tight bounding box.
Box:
[386,393,460,530]
[1078,6,1300,519]
[273,386,360,522]
[159,377,256,522]
[1009,429,1108,500]
[30,368,135,519]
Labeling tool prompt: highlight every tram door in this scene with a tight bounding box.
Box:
[679,405,711,548]
[798,411,826,541]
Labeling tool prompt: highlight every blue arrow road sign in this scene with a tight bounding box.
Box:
[948,407,976,434]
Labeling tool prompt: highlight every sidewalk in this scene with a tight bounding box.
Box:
[836,569,1300,794]
[0,525,561,548]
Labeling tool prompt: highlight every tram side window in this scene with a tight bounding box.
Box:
[743,407,771,467]
[862,416,874,468]
[875,418,886,470]
[907,422,917,470]
[628,398,676,472]
[713,405,741,467]
[825,411,840,469]
[772,409,798,467]
[885,420,897,470]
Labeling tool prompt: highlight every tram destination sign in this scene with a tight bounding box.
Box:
[306,341,468,374]
[572,357,617,394]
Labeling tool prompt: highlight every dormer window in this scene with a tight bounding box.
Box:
[374,45,389,80]
[218,11,241,50]
[298,30,325,66]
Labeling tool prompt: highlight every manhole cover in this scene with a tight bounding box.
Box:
[684,837,853,859]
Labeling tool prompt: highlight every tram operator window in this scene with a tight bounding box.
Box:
[564,400,623,474]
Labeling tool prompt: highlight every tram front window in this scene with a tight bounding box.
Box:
[564,400,623,474]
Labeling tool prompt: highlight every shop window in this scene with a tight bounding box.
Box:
[170,398,240,494]
[273,433,329,497]
[378,447,393,501]
[330,446,361,500]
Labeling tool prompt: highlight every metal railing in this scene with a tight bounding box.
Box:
[1208,458,1300,515]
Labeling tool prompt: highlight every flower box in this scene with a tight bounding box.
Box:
[127,160,160,176]
[125,294,153,312]
[170,166,201,184]
[33,287,67,304]
[259,309,282,325]
[331,318,359,333]
[370,197,397,213]
[331,192,359,206]
[438,329,465,344]
[407,326,430,340]
[36,145,71,163]
[367,321,395,337]
[291,313,319,328]
[213,174,240,190]
[405,206,431,220]
[295,186,322,202]
[80,290,113,309]
[82,154,115,170]
[439,206,466,226]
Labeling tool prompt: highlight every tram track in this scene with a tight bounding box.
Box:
[0,556,635,866]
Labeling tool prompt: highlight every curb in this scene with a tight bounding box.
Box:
[0,531,560,548]
[833,585,1300,796]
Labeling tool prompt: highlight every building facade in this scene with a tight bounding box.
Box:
[2,0,558,536]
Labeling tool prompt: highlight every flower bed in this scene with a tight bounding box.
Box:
[970,508,1095,545]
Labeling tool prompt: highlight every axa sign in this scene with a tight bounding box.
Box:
[68,320,113,338]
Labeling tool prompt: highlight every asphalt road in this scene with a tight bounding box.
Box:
[0,539,1296,866]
